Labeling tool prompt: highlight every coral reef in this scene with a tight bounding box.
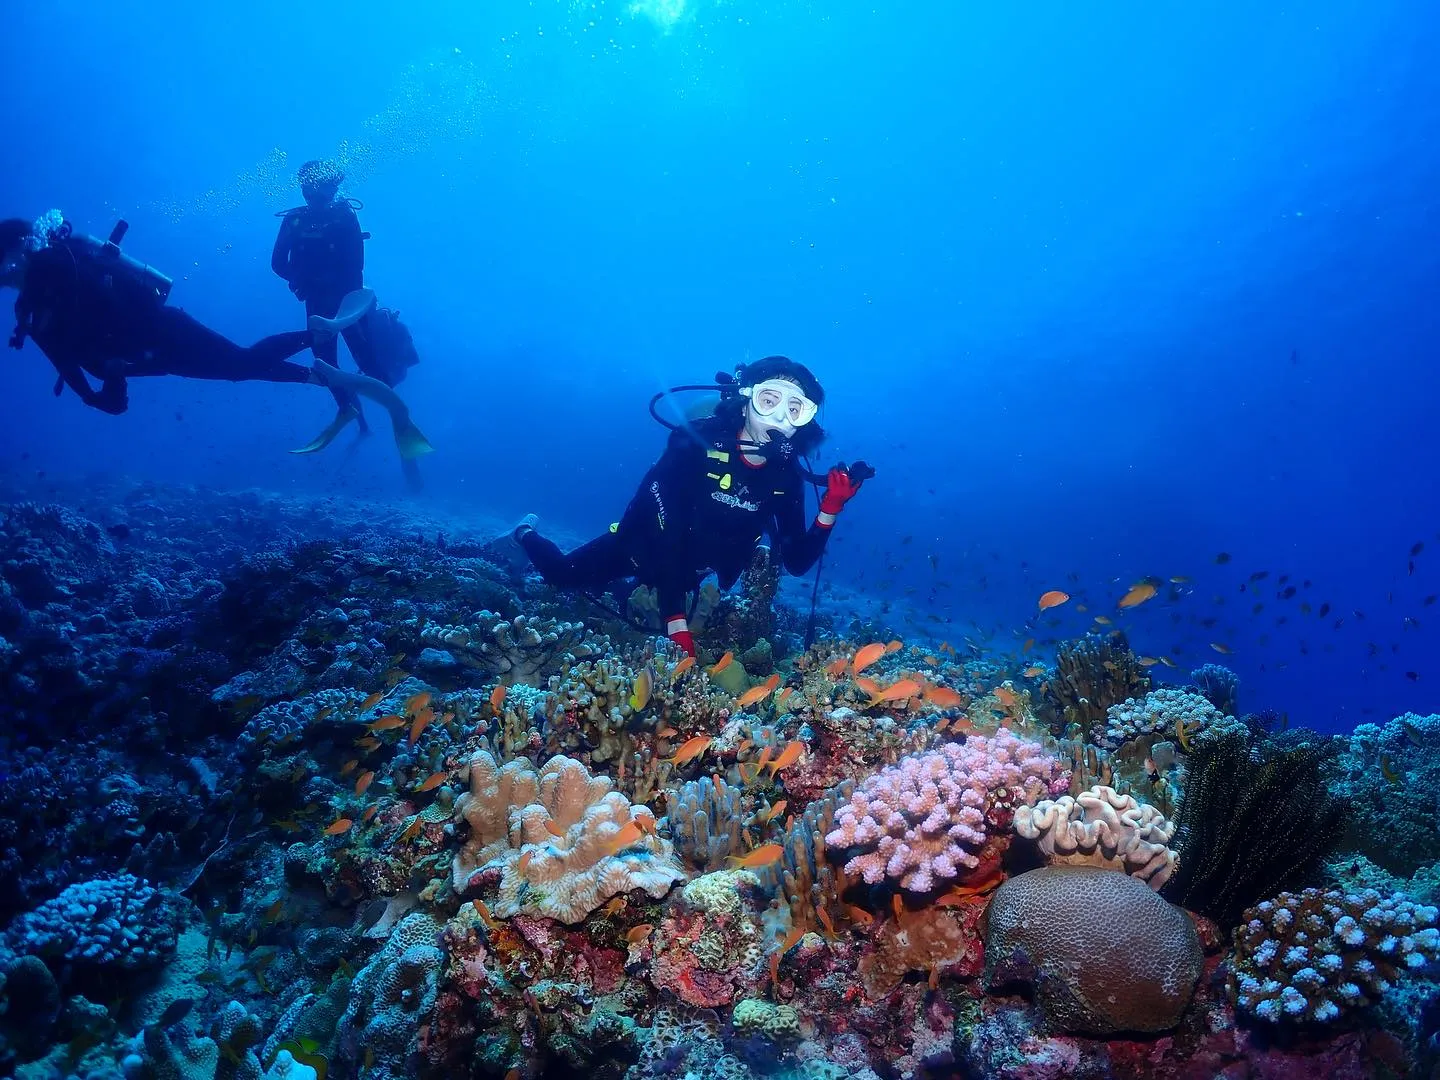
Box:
[983,865,1204,1034]
[668,775,747,872]
[419,611,598,685]
[1329,712,1440,876]
[825,730,1066,893]
[1190,662,1240,716]
[1098,686,1232,750]
[337,912,444,1076]
[1013,784,1178,888]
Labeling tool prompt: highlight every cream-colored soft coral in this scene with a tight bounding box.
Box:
[451,751,684,923]
[1013,784,1177,889]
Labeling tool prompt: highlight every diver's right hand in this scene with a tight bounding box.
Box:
[89,381,129,415]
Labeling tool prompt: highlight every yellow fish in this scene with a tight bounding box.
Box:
[628,669,653,712]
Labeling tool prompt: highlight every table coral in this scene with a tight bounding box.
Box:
[983,865,1203,1034]
[1013,784,1177,889]
[825,730,1067,894]
[1230,886,1440,1024]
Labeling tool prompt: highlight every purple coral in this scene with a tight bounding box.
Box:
[825,729,1067,893]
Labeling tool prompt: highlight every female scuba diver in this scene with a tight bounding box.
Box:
[512,356,866,657]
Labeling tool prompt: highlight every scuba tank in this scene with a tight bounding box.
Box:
[64,219,173,305]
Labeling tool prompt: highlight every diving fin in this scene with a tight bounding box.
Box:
[309,362,434,461]
[308,288,377,339]
[290,405,360,455]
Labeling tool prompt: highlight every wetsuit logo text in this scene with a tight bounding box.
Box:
[711,490,760,512]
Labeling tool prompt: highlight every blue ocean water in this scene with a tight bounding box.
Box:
[2,0,1437,735]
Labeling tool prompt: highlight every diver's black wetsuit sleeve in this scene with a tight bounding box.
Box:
[337,208,364,283]
[271,217,297,284]
[770,482,831,575]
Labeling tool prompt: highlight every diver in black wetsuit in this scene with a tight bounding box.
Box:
[0,215,315,415]
[271,160,374,437]
[513,356,865,657]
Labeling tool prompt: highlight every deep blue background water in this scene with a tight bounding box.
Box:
[2,1,1437,732]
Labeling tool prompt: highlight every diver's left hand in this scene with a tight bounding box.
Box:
[819,465,863,515]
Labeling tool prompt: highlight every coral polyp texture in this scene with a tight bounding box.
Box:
[825,729,1067,893]
[1014,784,1178,889]
[451,749,685,923]
[983,865,1204,1034]
[1230,887,1440,1024]
[1099,686,1231,749]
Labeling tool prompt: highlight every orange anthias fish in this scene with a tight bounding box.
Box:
[759,799,788,824]
[766,741,804,777]
[1038,589,1070,611]
[354,770,375,795]
[408,707,434,746]
[489,684,507,712]
[667,736,713,769]
[605,820,645,855]
[625,923,655,943]
[884,639,903,654]
[824,657,849,679]
[1021,665,1046,678]
[775,687,795,709]
[727,843,785,869]
[708,651,735,676]
[670,655,696,682]
[736,674,781,710]
[359,690,385,711]
[417,771,450,792]
[1117,582,1157,609]
[993,687,1019,710]
[340,758,360,776]
[853,676,883,700]
[852,642,886,675]
[877,679,922,704]
[924,686,965,709]
[324,818,353,836]
[367,714,406,732]
[361,803,380,824]
[404,691,432,715]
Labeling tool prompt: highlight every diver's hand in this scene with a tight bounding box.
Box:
[819,465,863,516]
[89,381,129,415]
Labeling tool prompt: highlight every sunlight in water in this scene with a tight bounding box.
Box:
[628,0,689,31]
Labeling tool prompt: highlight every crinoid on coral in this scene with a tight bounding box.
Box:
[983,865,1204,1035]
[1013,784,1178,889]
[1037,632,1151,736]
[451,750,685,923]
[1163,729,1346,927]
[825,730,1067,895]
[1230,887,1440,1024]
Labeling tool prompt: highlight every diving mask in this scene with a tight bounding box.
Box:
[740,379,818,427]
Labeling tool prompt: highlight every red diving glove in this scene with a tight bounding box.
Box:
[818,466,863,520]
[666,616,696,658]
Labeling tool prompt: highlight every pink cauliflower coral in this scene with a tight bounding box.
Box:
[825,729,1068,893]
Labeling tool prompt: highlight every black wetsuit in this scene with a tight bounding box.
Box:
[270,201,381,379]
[521,416,833,622]
[12,239,313,415]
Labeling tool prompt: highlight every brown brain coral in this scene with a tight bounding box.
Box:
[982,865,1203,1034]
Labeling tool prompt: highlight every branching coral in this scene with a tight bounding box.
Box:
[983,865,1204,1035]
[451,750,685,923]
[420,612,598,685]
[825,730,1066,894]
[1038,633,1150,736]
[1014,784,1177,889]
[758,781,853,943]
[1163,730,1346,927]
[669,775,747,873]
[1230,887,1440,1024]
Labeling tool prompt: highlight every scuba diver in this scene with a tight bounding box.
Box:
[271,160,428,474]
[0,212,432,459]
[511,356,868,657]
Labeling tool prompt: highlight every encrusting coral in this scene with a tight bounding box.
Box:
[825,729,1067,894]
[451,750,685,923]
[1014,784,1178,889]
[419,612,598,684]
[1230,886,1440,1024]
